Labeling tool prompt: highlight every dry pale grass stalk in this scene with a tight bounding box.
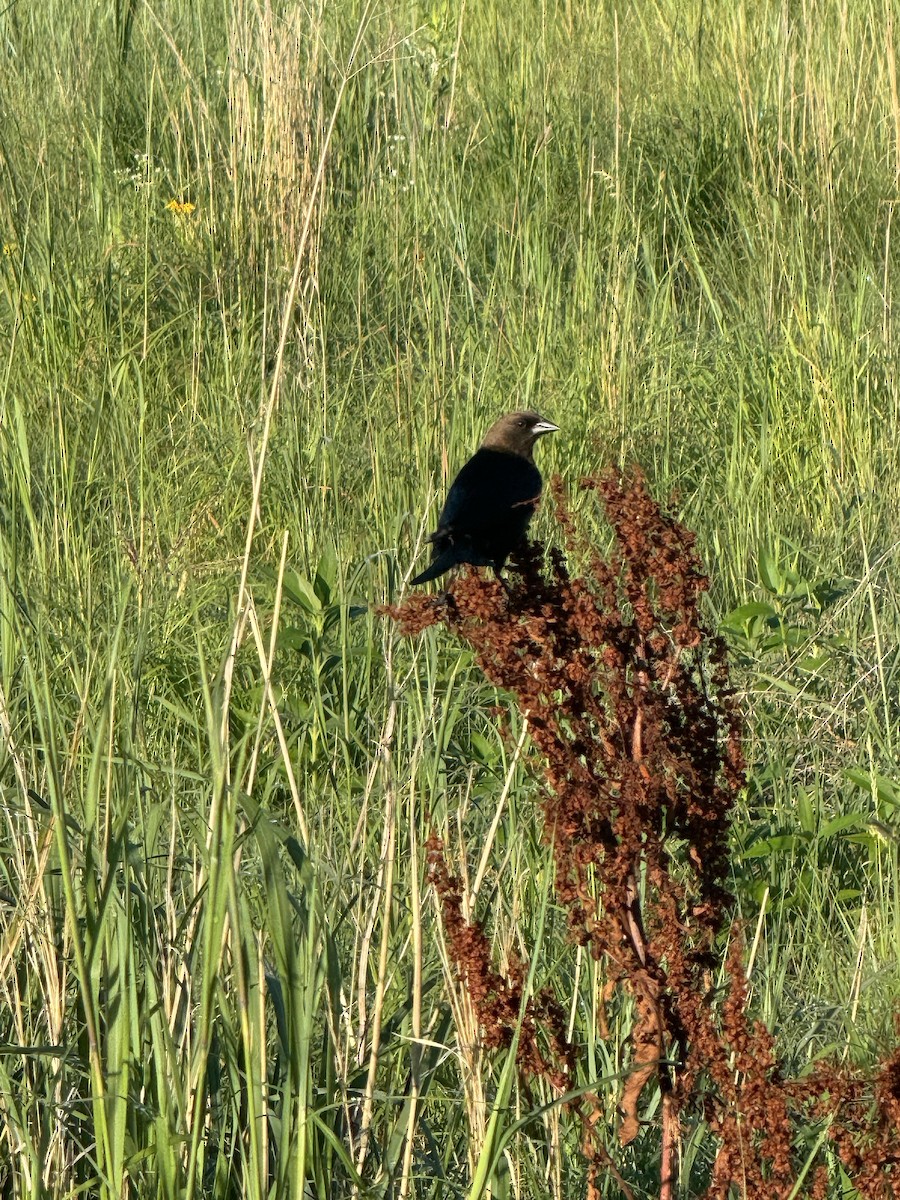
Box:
[226,0,323,266]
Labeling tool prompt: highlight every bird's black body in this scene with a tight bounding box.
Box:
[411,411,557,586]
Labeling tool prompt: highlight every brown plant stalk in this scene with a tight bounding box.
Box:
[384,466,900,1198]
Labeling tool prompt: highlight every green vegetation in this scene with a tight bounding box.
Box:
[0,0,898,1195]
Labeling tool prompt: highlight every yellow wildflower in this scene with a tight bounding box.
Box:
[165,199,196,215]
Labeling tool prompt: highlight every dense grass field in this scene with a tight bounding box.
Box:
[1,0,899,1195]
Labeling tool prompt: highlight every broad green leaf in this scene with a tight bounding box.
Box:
[282,571,322,614]
[721,601,778,628]
[740,833,807,858]
[844,768,900,809]
[758,546,783,593]
[818,813,864,838]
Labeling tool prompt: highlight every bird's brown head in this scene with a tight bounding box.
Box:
[479,411,559,459]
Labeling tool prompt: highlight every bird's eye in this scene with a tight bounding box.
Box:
[516,418,527,428]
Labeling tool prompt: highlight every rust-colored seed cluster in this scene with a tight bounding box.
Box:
[426,835,576,1090]
[384,467,900,1197]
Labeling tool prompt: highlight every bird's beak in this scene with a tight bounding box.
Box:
[532,419,559,436]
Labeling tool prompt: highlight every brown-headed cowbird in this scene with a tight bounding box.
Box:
[410,410,558,585]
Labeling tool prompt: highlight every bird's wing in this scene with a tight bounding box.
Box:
[436,450,542,535]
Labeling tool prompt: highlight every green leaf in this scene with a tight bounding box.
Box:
[818,813,864,838]
[282,570,322,615]
[740,833,808,858]
[315,545,338,596]
[759,625,810,650]
[469,730,499,765]
[721,601,778,627]
[797,653,832,673]
[844,767,900,809]
[845,833,878,849]
[720,601,778,641]
[277,627,315,656]
[758,546,783,593]
[795,788,816,834]
[753,673,799,695]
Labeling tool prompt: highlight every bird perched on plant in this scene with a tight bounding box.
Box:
[410,410,559,586]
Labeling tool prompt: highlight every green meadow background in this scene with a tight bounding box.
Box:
[0,0,898,1195]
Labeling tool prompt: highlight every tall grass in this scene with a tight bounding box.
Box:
[0,0,897,1195]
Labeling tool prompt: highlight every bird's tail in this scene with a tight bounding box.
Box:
[410,547,458,586]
